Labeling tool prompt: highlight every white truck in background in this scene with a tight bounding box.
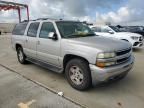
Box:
[90,25,143,48]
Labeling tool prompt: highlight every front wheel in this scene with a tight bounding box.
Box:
[65,58,92,91]
[16,47,27,64]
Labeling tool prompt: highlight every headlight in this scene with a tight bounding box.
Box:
[97,52,115,59]
[96,52,116,68]
[131,36,139,40]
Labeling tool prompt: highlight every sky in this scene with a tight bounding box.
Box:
[0,0,144,25]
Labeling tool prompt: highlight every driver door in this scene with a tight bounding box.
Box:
[37,22,61,66]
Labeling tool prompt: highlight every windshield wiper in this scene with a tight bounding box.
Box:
[65,33,96,38]
[65,34,80,38]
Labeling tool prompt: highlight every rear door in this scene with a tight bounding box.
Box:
[24,22,40,59]
[37,22,61,66]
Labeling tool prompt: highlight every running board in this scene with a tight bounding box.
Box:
[26,57,63,73]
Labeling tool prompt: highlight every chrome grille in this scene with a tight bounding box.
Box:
[115,48,131,65]
[116,56,130,64]
[116,48,131,56]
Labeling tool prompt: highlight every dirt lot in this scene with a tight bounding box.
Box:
[0,35,144,108]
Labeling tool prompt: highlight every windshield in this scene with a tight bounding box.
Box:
[109,26,123,32]
[56,21,96,38]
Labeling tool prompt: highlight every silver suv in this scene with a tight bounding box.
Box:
[11,19,134,90]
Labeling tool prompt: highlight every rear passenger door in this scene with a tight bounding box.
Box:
[24,22,40,59]
[37,22,60,66]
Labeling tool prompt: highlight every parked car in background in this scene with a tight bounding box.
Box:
[117,26,144,37]
[12,19,134,90]
[90,25,143,48]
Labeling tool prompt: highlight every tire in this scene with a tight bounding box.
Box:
[16,47,27,64]
[65,58,92,91]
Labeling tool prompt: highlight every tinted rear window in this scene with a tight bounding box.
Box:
[12,23,28,35]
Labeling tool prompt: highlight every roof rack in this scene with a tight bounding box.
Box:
[21,18,63,23]
[21,20,29,22]
[21,19,39,22]
[36,18,62,21]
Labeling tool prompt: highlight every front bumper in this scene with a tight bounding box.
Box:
[90,55,134,85]
[133,41,143,48]
[131,38,143,48]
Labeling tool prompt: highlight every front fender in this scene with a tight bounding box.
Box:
[63,49,97,65]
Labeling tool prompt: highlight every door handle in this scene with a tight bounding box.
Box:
[26,39,28,42]
[37,40,40,45]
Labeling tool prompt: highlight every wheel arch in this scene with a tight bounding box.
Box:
[63,54,89,71]
[15,43,22,50]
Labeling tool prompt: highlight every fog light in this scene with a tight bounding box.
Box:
[96,61,116,68]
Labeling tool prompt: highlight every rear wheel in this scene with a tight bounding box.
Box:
[16,47,27,64]
[65,58,92,90]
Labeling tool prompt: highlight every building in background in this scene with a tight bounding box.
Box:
[0,23,16,34]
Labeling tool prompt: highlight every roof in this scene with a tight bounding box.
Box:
[21,18,80,23]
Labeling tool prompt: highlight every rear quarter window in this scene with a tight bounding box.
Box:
[12,22,28,35]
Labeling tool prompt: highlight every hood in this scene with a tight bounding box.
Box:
[116,32,142,37]
[66,36,131,52]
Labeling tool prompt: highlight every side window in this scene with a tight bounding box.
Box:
[39,22,55,38]
[101,27,110,33]
[27,22,39,37]
[12,22,28,35]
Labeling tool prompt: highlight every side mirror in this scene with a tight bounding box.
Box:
[48,32,58,40]
[108,31,114,34]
